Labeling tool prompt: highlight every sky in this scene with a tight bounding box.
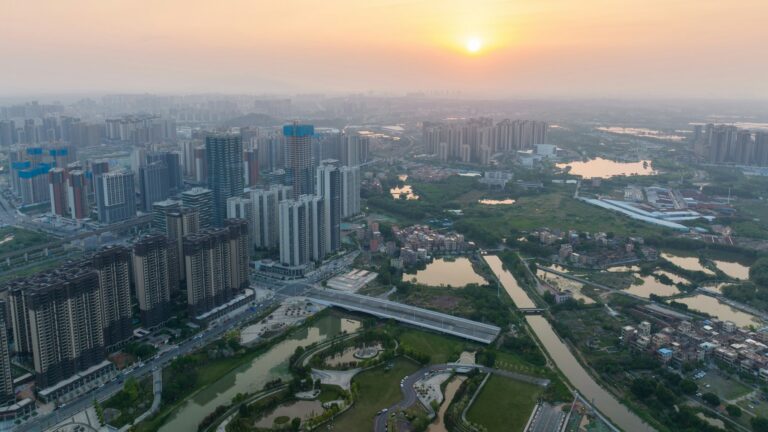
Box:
[2,0,768,99]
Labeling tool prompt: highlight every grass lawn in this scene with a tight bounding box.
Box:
[466,375,543,432]
[398,329,476,364]
[493,351,548,377]
[332,358,421,431]
[318,385,345,403]
[698,372,752,401]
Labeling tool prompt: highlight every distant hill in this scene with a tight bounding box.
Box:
[221,113,281,128]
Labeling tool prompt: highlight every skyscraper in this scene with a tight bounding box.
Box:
[243,149,259,187]
[25,266,105,388]
[133,235,173,328]
[205,134,244,226]
[139,161,170,212]
[182,187,214,229]
[227,196,254,249]
[316,160,341,254]
[279,195,324,267]
[284,122,314,198]
[9,286,32,359]
[95,169,136,224]
[92,246,132,350]
[147,151,183,193]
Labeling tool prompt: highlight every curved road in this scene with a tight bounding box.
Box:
[373,364,548,432]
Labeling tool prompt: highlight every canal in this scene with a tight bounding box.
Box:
[484,255,655,432]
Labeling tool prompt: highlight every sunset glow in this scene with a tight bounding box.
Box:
[466,37,483,54]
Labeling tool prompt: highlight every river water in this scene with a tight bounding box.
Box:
[484,255,654,432]
[158,315,360,432]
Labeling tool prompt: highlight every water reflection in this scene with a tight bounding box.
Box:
[675,295,760,328]
[406,257,487,287]
[556,157,655,179]
[661,252,715,275]
[623,272,687,298]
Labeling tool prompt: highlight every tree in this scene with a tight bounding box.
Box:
[630,378,655,400]
[701,392,720,406]
[726,404,742,417]
[753,416,768,432]
[291,417,301,431]
[679,379,698,395]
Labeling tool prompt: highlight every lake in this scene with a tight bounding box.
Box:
[406,257,487,287]
[158,314,360,432]
[623,271,688,298]
[711,259,750,280]
[556,157,655,179]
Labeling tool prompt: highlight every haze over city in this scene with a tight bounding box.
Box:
[3,0,768,98]
[3,2,768,432]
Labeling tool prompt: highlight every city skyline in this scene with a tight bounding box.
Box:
[2,1,768,99]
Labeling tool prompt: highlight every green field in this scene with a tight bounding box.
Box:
[0,226,50,256]
[331,358,420,431]
[398,329,475,364]
[698,372,752,401]
[453,191,665,246]
[466,375,544,432]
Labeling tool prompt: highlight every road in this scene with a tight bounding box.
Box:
[373,364,549,432]
[17,294,280,432]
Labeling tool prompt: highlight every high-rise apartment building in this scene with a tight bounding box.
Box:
[0,303,13,404]
[225,219,250,292]
[205,134,244,226]
[48,168,68,217]
[184,228,231,315]
[316,160,341,254]
[24,267,105,388]
[695,124,768,167]
[147,151,183,193]
[340,132,370,167]
[248,185,292,249]
[227,196,254,249]
[139,161,170,212]
[152,199,181,234]
[182,187,214,229]
[9,287,32,359]
[92,246,132,350]
[279,195,324,267]
[166,208,200,284]
[95,169,136,224]
[244,149,259,187]
[285,123,314,198]
[132,235,173,328]
[67,170,89,219]
[339,165,361,218]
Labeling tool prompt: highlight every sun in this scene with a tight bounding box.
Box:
[466,37,483,54]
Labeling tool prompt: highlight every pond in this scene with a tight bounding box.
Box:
[622,271,688,298]
[711,259,750,280]
[158,314,360,432]
[478,198,516,205]
[662,252,715,275]
[675,295,761,328]
[405,257,487,287]
[556,157,655,179]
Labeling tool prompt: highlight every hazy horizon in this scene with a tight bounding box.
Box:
[3,0,768,99]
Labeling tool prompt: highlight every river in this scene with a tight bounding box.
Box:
[158,314,360,432]
[484,255,654,432]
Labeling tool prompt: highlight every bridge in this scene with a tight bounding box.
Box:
[306,288,501,344]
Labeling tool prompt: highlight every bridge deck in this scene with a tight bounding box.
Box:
[307,288,501,344]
